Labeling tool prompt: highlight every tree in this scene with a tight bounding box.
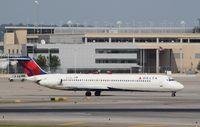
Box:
[35,55,47,70]
[197,61,200,71]
[35,54,61,72]
[50,55,61,69]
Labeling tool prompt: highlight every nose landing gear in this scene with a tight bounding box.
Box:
[171,91,176,97]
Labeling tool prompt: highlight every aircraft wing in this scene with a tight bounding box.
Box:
[107,86,134,91]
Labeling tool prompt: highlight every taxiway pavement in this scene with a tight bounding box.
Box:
[0,75,199,127]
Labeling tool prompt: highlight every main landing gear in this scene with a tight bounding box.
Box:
[171,91,176,97]
[85,91,101,96]
[85,91,92,96]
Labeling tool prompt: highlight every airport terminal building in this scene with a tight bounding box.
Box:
[3,26,200,73]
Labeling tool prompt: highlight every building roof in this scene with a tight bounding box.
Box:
[5,26,195,34]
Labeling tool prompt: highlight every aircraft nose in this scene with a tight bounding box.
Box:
[175,82,184,90]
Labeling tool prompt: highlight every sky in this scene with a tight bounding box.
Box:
[0,0,200,27]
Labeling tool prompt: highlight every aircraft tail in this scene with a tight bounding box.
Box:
[16,56,47,76]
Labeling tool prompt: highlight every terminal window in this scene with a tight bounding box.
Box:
[96,49,138,54]
[189,39,200,43]
[33,48,59,54]
[111,38,133,43]
[195,53,200,59]
[183,39,189,43]
[27,29,54,34]
[135,38,156,43]
[96,59,138,64]
[159,38,180,43]
[87,38,109,43]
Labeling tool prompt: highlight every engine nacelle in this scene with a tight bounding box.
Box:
[38,79,62,86]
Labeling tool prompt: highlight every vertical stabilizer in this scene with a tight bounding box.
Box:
[17,56,47,76]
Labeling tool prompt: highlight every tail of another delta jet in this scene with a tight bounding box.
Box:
[16,56,47,76]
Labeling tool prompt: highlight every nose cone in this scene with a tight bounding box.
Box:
[175,82,184,91]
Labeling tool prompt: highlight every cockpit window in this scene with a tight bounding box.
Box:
[167,77,175,81]
[169,78,175,81]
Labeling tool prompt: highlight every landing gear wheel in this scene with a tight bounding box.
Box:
[171,91,176,97]
[95,91,101,96]
[85,91,91,96]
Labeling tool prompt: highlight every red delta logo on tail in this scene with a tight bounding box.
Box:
[17,57,47,76]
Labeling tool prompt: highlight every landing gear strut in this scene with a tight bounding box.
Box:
[171,91,176,97]
[95,91,101,96]
[85,91,91,96]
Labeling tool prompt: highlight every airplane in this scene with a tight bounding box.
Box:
[14,56,184,97]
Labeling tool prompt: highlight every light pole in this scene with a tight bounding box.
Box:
[74,48,77,73]
[180,20,186,33]
[180,48,183,73]
[132,20,135,28]
[116,21,122,28]
[34,1,39,34]
[149,21,154,33]
[67,20,72,27]
[7,53,9,74]
[32,43,37,58]
[0,31,3,42]
[190,55,193,72]
[197,18,200,27]
[48,48,51,72]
